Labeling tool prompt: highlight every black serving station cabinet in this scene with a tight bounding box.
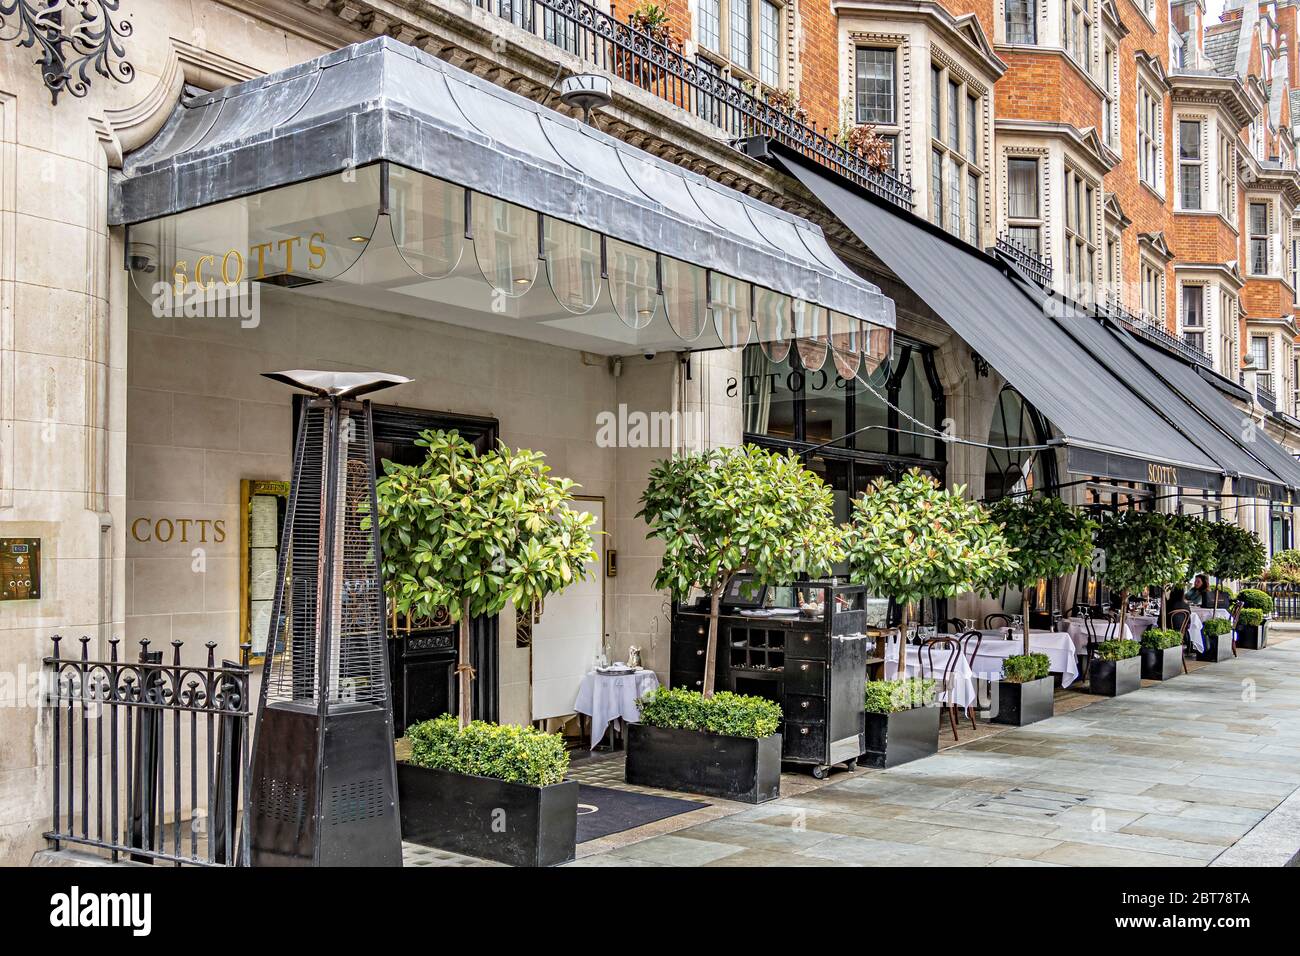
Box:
[671,580,869,778]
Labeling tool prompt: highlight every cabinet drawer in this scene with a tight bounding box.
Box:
[784,720,826,761]
[786,694,825,720]
[785,659,825,694]
[673,619,710,642]
[671,639,708,670]
[785,630,828,660]
[670,670,706,693]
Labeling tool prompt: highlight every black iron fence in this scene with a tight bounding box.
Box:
[1099,293,1214,369]
[44,636,251,866]
[994,232,1053,288]
[472,0,915,210]
[1242,582,1300,620]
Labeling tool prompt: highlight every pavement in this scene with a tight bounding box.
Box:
[560,628,1300,867]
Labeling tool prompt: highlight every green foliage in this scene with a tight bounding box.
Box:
[636,687,782,738]
[1140,628,1183,651]
[406,715,570,787]
[1239,607,1265,626]
[1001,653,1050,683]
[843,469,1015,609]
[1204,522,1266,585]
[374,430,597,623]
[864,677,936,714]
[1094,638,1141,661]
[1236,588,1274,613]
[987,496,1096,591]
[1169,514,1215,575]
[1265,548,1300,584]
[1203,616,1233,638]
[637,445,843,601]
[1094,510,1192,597]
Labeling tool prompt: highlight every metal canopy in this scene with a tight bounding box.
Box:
[109,37,889,329]
[770,145,1227,492]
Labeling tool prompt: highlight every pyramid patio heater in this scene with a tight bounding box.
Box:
[248,370,410,866]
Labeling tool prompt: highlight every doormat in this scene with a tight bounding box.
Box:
[575,785,706,843]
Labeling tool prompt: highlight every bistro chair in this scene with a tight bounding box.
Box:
[919,636,962,741]
[945,617,967,634]
[957,630,984,731]
[1228,600,1243,658]
[1168,608,1191,675]
[984,612,1014,631]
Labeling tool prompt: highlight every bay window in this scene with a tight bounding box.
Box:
[1178,119,1202,210]
[698,0,785,86]
[1250,202,1271,275]
[1180,285,1206,354]
[1138,82,1163,191]
[928,63,983,242]
[1064,167,1097,305]
[1005,0,1036,44]
[1007,157,1042,253]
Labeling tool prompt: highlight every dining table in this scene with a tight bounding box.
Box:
[972,630,1080,687]
[882,641,977,707]
[573,668,661,749]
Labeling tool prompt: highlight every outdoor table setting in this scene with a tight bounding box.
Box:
[973,630,1080,687]
[1057,616,1135,652]
[573,665,661,749]
[882,638,977,707]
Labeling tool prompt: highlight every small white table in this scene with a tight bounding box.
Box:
[883,643,976,707]
[972,630,1080,688]
[573,669,660,749]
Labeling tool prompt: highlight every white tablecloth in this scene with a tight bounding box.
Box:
[883,643,976,707]
[972,630,1080,688]
[573,669,660,749]
[1057,617,1135,652]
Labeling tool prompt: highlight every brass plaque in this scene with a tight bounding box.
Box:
[0,538,40,601]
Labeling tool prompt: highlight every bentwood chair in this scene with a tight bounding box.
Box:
[919,636,962,740]
[984,613,1014,631]
[1228,600,1244,658]
[957,630,984,731]
[1168,608,1191,675]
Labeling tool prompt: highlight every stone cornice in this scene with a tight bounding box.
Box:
[1168,73,1258,129]
[994,118,1116,174]
[833,0,1007,79]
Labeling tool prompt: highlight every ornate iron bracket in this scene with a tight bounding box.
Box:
[0,0,133,104]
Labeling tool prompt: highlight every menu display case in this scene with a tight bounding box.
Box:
[671,581,870,777]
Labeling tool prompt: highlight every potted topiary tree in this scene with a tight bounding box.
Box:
[634,445,842,796]
[986,495,1095,725]
[375,430,596,864]
[626,687,783,802]
[1093,509,1192,638]
[1139,627,1183,681]
[844,469,1014,753]
[861,677,938,768]
[1090,638,1142,696]
[376,429,597,729]
[1200,524,1265,660]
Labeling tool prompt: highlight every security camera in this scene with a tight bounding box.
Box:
[643,350,657,361]
[126,241,158,275]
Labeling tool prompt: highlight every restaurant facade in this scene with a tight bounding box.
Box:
[6,0,1300,865]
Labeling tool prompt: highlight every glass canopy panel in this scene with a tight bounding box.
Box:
[830,311,862,380]
[389,168,465,279]
[662,256,708,342]
[711,273,753,350]
[755,287,792,363]
[792,300,829,371]
[607,238,658,329]
[544,218,603,314]
[126,164,382,301]
[471,192,540,297]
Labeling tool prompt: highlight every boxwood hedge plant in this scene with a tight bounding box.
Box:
[638,445,842,697]
[1239,607,1265,627]
[1140,628,1183,652]
[636,686,782,738]
[1203,616,1233,640]
[1001,653,1050,683]
[1093,638,1141,661]
[987,496,1096,655]
[406,715,570,787]
[864,677,936,714]
[374,429,597,728]
[1237,588,1273,614]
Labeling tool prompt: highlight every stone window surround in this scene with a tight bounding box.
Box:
[1102,37,1120,153]
[1247,195,1279,278]
[1174,111,1209,213]
[1176,279,1209,355]
[847,31,910,167]
[1136,74,1166,198]
[1062,162,1101,305]
[1000,143,1051,256]
[1138,249,1167,324]
[927,45,990,244]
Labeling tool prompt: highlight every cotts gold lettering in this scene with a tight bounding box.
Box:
[169,232,330,288]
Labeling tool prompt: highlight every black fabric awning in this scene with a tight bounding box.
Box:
[768,145,1224,492]
[1048,304,1291,499]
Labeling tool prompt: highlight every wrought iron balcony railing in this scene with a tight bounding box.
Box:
[1099,294,1214,369]
[474,0,915,210]
[993,232,1053,288]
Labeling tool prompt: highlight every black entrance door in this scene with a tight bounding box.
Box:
[293,397,501,730]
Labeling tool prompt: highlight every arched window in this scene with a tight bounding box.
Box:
[984,386,1052,501]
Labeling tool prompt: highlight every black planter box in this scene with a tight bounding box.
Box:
[1141,644,1183,681]
[625,723,782,804]
[397,763,577,867]
[1194,631,1234,662]
[861,705,940,768]
[991,677,1054,726]
[1236,622,1267,649]
[1089,655,1141,697]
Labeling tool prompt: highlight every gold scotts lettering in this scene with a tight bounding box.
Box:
[1146,463,1179,486]
[168,232,331,288]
